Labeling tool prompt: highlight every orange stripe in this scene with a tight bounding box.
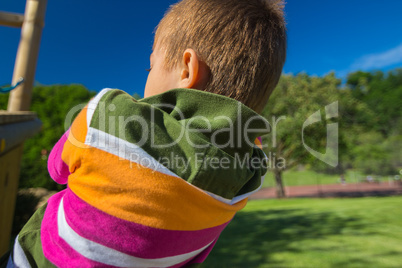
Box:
[62,106,90,173]
[70,105,89,144]
[68,146,246,231]
[255,137,263,149]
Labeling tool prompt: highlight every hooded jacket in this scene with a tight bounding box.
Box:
[11,88,269,267]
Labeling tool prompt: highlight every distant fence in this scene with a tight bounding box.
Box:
[253,170,402,199]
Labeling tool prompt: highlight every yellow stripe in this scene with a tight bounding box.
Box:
[68,146,246,231]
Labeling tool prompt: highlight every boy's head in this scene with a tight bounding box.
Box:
[144,0,287,113]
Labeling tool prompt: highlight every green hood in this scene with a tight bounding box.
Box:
[91,88,269,201]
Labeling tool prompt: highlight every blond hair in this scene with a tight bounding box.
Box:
[155,0,287,113]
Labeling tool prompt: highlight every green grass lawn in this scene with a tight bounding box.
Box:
[204,196,402,267]
[262,169,392,187]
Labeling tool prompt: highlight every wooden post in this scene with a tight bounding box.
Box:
[0,12,24,28]
[8,0,47,112]
[0,0,47,256]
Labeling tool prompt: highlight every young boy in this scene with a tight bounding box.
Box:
[7,0,286,267]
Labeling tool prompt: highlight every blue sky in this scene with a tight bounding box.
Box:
[1,0,402,96]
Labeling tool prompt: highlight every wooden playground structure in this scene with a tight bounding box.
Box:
[0,0,47,255]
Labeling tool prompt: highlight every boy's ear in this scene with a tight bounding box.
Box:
[179,49,200,89]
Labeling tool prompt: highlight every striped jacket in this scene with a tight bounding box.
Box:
[11,88,268,267]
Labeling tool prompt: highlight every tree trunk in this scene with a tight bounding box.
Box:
[274,169,286,198]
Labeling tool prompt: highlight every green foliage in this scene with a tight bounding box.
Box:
[260,73,345,197]
[347,69,402,136]
[344,69,402,175]
[262,73,342,170]
[0,92,10,109]
[351,131,393,175]
[18,84,96,190]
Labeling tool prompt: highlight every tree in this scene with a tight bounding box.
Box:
[262,69,402,198]
[261,73,341,197]
[345,69,402,176]
[346,69,402,136]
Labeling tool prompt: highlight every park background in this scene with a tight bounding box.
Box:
[1,0,401,267]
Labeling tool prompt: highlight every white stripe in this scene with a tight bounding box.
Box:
[12,236,31,268]
[57,199,212,267]
[86,88,113,128]
[202,174,264,205]
[230,174,265,204]
[85,127,180,178]
[192,150,268,205]
[212,150,267,204]
[201,190,233,204]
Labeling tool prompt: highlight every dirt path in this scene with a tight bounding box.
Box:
[250,182,402,199]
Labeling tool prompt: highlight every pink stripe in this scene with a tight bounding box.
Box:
[41,190,118,268]
[63,188,229,258]
[47,129,71,185]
